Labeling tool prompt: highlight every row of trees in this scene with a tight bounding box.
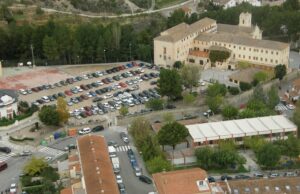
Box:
[129,116,189,173]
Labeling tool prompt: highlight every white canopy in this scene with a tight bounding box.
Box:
[187,115,297,143]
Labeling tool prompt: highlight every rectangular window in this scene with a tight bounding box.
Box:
[189,59,195,63]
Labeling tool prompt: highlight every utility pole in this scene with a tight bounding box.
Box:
[30,44,36,68]
[104,49,107,63]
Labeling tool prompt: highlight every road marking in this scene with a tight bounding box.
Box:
[37,146,66,158]
[116,145,130,152]
[0,153,16,162]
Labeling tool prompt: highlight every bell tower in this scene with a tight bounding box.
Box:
[239,12,252,28]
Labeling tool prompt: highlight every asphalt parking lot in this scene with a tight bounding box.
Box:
[19,62,159,122]
[49,126,155,194]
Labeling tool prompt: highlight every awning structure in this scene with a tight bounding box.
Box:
[187,115,297,143]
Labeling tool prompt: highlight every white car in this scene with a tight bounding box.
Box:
[10,183,17,194]
[44,156,52,162]
[116,175,123,183]
[286,104,296,110]
[78,127,91,135]
[105,93,113,99]
[19,89,27,95]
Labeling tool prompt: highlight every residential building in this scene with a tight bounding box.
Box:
[187,115,297,147]
[154,12,289,70]
[212,0,261,9]
[60,135,119,194]
[0,89,18,119]
[153,168,225,194]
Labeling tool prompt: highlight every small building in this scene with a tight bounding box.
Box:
[187,115,297,147]
[153,168,225,194]
[0,89,18,119]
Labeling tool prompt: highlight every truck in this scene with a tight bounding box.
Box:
[111,157,120,174]
[108,146,117,158]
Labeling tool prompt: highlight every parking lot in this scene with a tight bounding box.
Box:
[48,126,155,194]
[18,62,160,122]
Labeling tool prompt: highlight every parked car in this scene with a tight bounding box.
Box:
[116,175,123,184]
[208,176,216,182]
[0,146,11,154]
[253,172,264,178]
[10,183,17,194]
[118,183,126,193]
[235,174,250,179]
[120,132,129,143]
[269,173,280,178]
[221,175,233,181]
[92,125,104,132]
[139,175,152,184]
[133,166,142,176]
[78,127,91,135]
[20,151,32,156]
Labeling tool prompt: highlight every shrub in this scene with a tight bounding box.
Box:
[239,82,252,91]
[209,50,230,63]
[228,87,240,95]
[146,99,165,111]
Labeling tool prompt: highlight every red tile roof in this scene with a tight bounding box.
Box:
[77,135,119,194]
[60,187,72,194]
[189,50,209,58]
[153,168,210,194]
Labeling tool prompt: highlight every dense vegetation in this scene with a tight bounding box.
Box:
[69,0,129,13]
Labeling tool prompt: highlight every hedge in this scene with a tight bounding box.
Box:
[0,109,35,127]
[9,136,35,142]
[228,87,240,95]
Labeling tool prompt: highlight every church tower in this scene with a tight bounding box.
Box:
[239,12,252,28]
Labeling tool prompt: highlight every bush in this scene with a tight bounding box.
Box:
[146,99,165,111]
[228,87,240,95]
[146,156,172,174]
[209,50,230,63]
[239,82,252,91]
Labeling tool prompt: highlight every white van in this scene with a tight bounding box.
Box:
[108,146,117,158]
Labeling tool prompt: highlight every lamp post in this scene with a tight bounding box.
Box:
[104,49,107,63]
[30,44,36,68]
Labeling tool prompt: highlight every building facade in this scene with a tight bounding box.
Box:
[154,12,289,70]
[0,90,18,119]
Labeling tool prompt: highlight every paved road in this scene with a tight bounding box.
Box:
[41,0,196,18]
[0,156,30,192]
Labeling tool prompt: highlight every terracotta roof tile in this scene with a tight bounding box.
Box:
[60,187,72,194]
[77,135,119,194]
[153,168,211,194]
[189,50,209,58]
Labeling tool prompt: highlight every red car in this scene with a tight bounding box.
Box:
[102,79,109,84]
[65,90,73,96]
[80,94,88,100]
[85,111,93,116]
[119,82,127,88]
[32,87,40,92]
[84,106,91,111]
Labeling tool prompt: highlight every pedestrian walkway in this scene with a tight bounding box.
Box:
[275,104,288,111]
[37,146,66,158]
[0,136,34,152]
[0,153,16,162]
[116,145,131,152]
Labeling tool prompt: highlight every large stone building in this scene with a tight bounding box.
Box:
[154,12,289,70]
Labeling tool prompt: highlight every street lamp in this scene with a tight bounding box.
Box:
[104,49,107,63]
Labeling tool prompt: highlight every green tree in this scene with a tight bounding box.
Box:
[38,105,59,126]
[129,117,152,148]
[218,139,237,151]
[239,82,252,91]
[253,71,268,83]
[252,85,266,103]
[205,95,223,113]
[284,134,300,159]
[209,50,230,63]
[257,143,280,169]
[228,87,240,95]
[183,92,196,105]
[207,82,227,97]
[293,101,300,138]
[146,156,172,174]
[173,61,184,69]
[157,122,189,150]
[167,9,186,28]
[43,35,59,61]
[23,157,48,176]
[195,147,214,169]
[243,136,266,153]
[222,105,238,120]
[180,65,201,91]
[140,135,162,161]
[119,105,128,117]
[274,64,287,80]
[56,97,69,124]
[157,68,182,100]
[267,85,280,109]
[146,98,165,110]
